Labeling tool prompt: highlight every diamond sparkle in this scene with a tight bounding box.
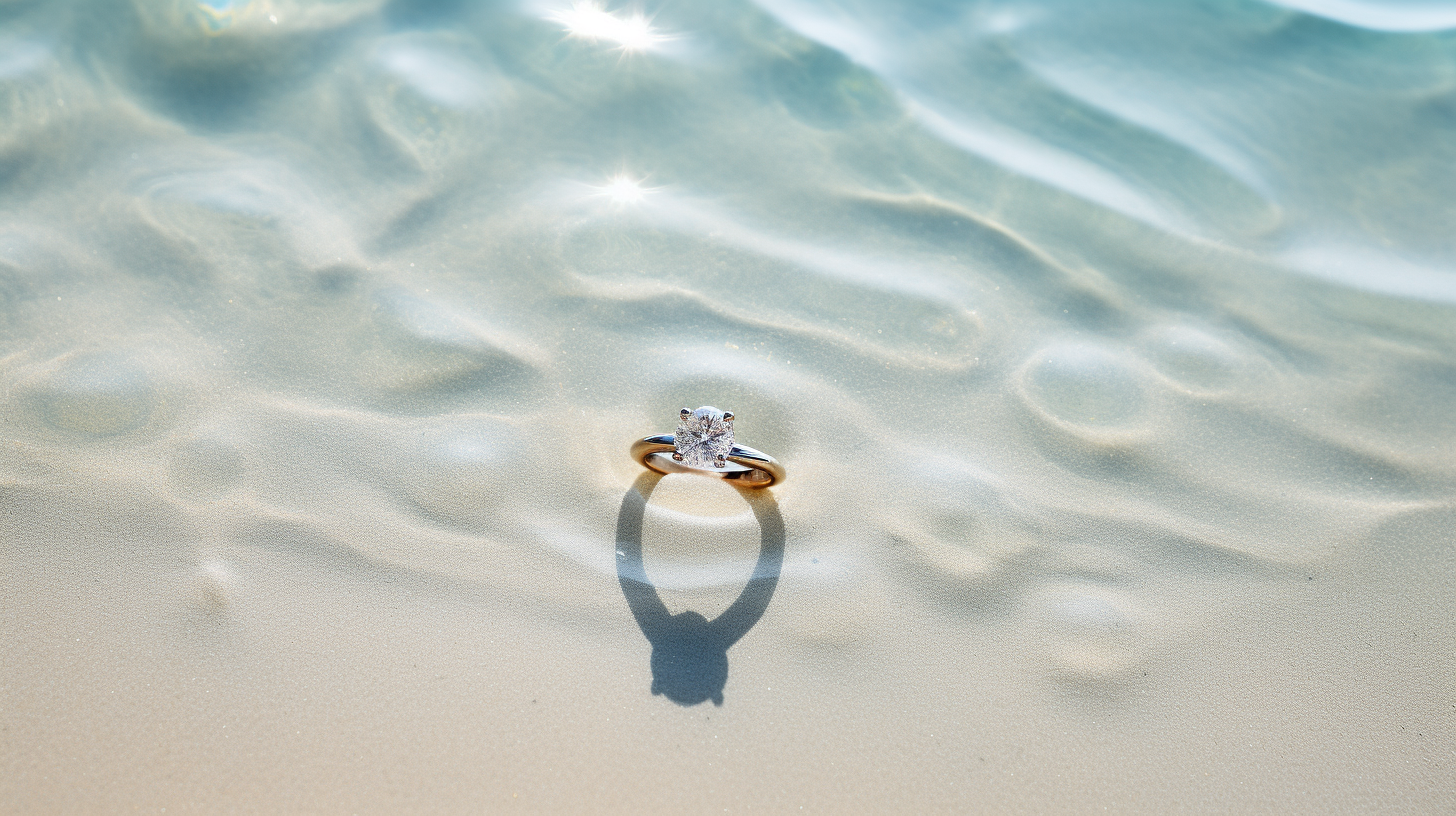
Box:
[673,406,733,469]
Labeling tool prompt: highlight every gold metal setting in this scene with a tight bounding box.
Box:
[631,433,785,488]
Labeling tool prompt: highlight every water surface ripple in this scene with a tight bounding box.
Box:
[1,0,1452,812]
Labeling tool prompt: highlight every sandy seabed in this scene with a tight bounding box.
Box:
[2,0,1454,812]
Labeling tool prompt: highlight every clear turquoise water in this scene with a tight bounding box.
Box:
[3,0,1453,811]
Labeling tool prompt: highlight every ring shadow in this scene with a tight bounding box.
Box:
[615,472,785,707]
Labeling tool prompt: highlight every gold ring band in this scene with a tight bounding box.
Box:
[631,434,785,488]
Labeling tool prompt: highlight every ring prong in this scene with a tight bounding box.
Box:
[671,452,684,462]
[680,408,691,418]
[714,455,726,468]
[723,411,734,422]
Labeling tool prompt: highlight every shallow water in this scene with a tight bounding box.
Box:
[2,0,1453,812]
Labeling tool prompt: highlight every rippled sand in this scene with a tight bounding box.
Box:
[2,0,1453,812]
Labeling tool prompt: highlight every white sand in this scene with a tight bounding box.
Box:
[2,0,1453,812]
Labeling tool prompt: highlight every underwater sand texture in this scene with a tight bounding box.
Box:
[2,0,1454,812]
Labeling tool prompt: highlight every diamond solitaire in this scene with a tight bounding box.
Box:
[673,406,734,469]
[631,406,786,488]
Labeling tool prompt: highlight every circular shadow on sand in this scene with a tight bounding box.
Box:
[615,472,785,707]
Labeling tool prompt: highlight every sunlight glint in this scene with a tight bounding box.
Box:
[597,174,647,204]
[550,2,663,52]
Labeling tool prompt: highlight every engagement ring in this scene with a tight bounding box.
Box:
[631,406,785,488]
